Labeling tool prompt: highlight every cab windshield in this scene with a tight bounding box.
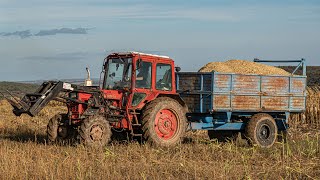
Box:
[103,58,132,90]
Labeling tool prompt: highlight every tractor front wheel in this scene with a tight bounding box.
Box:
[142,97,187,147]
[245,113,278,148]
[79,116,112,148]
[47,113,72,144]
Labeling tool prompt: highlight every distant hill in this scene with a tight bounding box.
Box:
[279,66,320,86]
[21,78,100,86]
[0,81,38,99]
[0,79,100,99]
[0,81,38,92]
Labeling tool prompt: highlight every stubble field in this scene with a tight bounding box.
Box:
[0,100,319,179]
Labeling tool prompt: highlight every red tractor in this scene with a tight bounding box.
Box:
[8,52,188,147]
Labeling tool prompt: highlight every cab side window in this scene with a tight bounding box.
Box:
[156,63,172,91]
[136,61,152,89]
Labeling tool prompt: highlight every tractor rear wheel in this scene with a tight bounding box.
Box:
[79,116,112,148]
[141,97,187,147]
[47,113,71,144]
[245,113,277,148]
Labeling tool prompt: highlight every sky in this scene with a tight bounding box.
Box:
[0,0,319,81]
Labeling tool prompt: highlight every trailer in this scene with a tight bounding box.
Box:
[176,59,307,147]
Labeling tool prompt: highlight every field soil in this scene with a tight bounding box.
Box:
[0,100,319,179]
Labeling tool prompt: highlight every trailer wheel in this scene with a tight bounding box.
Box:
[79,116,112,148]
[142,97,187,147]
[47,113,71,144]
[245,113,277,148]
[208,130,238,142]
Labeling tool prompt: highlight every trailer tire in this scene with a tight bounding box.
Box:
[142,97,187,147]
[79,116,112,148]
[208,130,238,142]
[47,113,71,144]
[245,113,277,148]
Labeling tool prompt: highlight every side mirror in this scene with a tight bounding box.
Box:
[175,66,181,72]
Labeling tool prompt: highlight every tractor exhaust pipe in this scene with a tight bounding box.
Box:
[84,67,92,86]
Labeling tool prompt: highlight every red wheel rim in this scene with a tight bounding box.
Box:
[154,109,178,140]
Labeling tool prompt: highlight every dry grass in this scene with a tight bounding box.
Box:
[0,100,319,179]
[291,86,320,128]
[199,59,291,76]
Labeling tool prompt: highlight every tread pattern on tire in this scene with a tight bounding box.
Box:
[141,97,187,147]
[245,113,277,148]
[78,116,112,148]
[47,113,64,143]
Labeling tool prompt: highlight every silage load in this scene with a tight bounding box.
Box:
[199,59,291,76]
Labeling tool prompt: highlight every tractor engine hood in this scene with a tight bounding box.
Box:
[102,89,124,100]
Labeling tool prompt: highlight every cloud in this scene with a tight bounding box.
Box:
[1,1,319,27]
[34,27,89,36]
[21,51,104,61]
[1,30,32,39]
[22,52,89,61]
[0,3,247,25]
[1,28,90,39]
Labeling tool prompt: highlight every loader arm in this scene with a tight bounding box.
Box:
[6,81,72,117]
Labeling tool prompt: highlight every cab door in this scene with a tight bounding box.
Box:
[130,58,153,108]
[129,56,175,110]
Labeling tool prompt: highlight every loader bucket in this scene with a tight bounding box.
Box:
[6,81,64,117]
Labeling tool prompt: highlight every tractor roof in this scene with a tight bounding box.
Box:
[108,51,170,59]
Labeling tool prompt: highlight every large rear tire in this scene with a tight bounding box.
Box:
[47,113,71,144]
[79,116,112,148]
[245,113,277,148]
[141,97,187,147]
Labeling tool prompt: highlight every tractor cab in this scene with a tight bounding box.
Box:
[102,52,177,110]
